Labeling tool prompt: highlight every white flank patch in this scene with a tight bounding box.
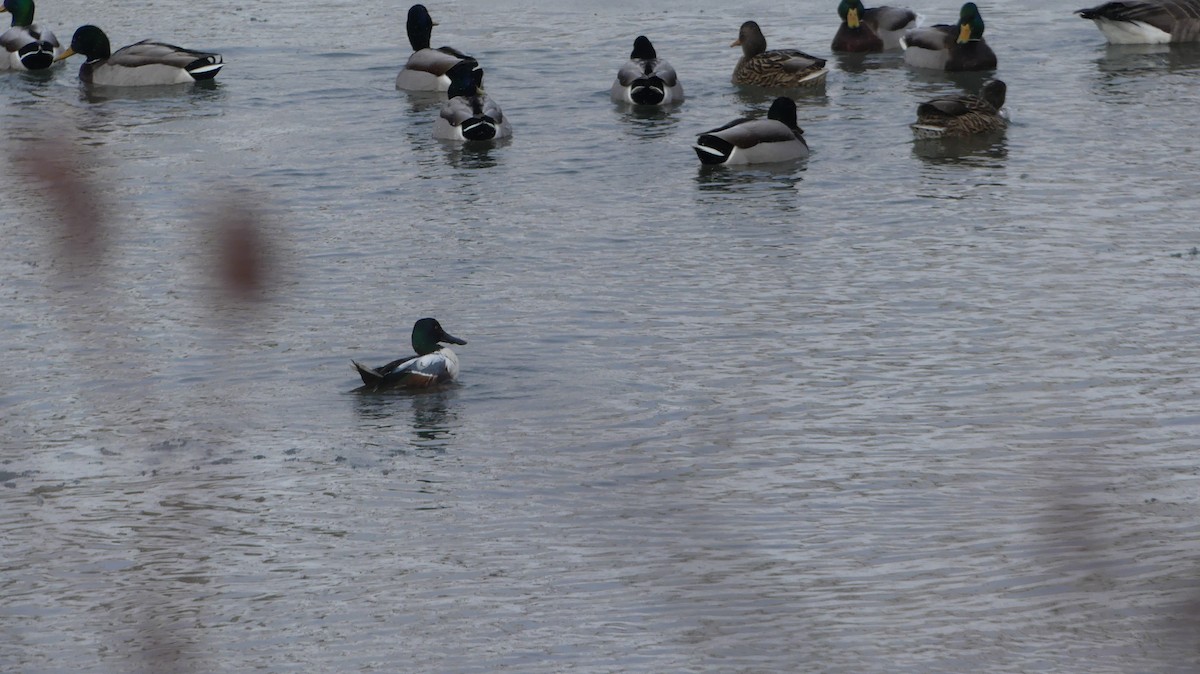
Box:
[910,123,945,140]
[432,117,464,140]
[904,46,947,70]
[189,63,223,77]
[93,63,194,86]
[800,68,829,84]
[1094,19,1172,44]
[395,69,450,91]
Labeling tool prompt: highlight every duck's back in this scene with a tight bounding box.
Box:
[85,40,222,85]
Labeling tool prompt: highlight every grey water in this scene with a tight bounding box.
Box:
[4,0,1200,671]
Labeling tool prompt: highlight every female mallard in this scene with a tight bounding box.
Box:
[831,0,918,52]
[352,318,467,391]
[56,25,222,85]
[911,79,1006,139]
[0,0,61,71]
[731,21,828,88]
[611,35,684,106]
[433,60,512,141]
[902,2,996,71]
[693,97,810,165]
[1077,0,1200,43]
[395,3,473,91]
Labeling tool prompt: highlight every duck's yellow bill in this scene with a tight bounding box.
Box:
[958,23,972,43]
[848,8,861,29]
[55,47,75,61]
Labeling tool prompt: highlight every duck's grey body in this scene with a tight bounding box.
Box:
[396,45,471,91]
[81,40,222,86]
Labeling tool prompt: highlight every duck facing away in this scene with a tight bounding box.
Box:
[395,3,473,91]
[352,318,467,391]
[731,21,828,88]
[832,0,918,52]
[56,25,222,85]
[434,60,512,141]
[911,79,1007,139]
[611,35,684,106]
[1077,0,1200,43]
[0,0,61,71]
[694,97,810,165]
[903,2,997,71]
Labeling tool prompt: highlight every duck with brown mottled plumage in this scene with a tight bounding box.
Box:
[911,79,1007,139]
[730,20,828,88]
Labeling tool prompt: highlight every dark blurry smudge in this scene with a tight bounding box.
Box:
[12,137,109,272]
[214,201,272,302]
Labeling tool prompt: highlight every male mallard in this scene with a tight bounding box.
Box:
[831,0,918,52]
[352,318,467,391]
[0,0,61,71]
[611,35,684,106]
[911,79,1007,139]
[731,21,828,88]
[693,97,810,165]
[1077,0,1200,44]
[56,25,222,85]
[902,2,997,71]
[433,60,512,141]
[395,4,473,91]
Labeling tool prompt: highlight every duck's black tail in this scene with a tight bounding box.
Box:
[352,360,385,387]
[693,134,734,165]
[629,76,667,105]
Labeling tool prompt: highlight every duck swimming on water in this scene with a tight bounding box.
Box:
[352,318,468,391]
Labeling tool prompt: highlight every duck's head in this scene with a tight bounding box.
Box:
[631,35,657,60]
[1,0,36,28]
[957,2,985,43]
[412,318,466,355]
[445,59,482,97]
[406,4,436,51]
[981,79,1006,109]
[767,96,800,130]
[731,21,767,57]
[57,25,111,62]
[838,0,867,29]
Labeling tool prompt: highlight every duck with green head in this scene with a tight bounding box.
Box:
[902,2,996,71]
[831,0,917,52]
[0,0,61,71]
[396,3,474,91]
[57,25,223,86]
[352,318,468,391]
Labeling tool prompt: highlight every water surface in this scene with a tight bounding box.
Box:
[4,1,1200,671]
